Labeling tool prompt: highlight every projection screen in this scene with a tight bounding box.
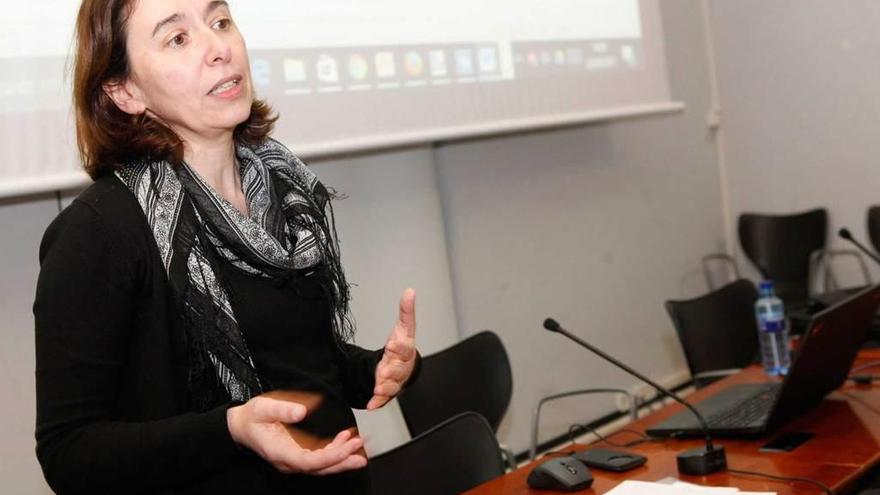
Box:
[0,0,679,197]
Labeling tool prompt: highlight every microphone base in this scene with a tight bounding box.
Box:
[677,445,727,476]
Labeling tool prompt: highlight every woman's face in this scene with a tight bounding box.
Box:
[114,0,253,143]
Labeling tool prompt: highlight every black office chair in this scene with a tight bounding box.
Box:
[397,330,516,468]
[738,208,827,311]
[665,279,760,388]
[867,206,880,256]
[369,412,506,495]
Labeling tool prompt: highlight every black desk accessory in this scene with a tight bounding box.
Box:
[573,448,647,472]
[759,431,814,453]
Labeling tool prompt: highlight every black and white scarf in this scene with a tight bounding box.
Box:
[116,138,352,410]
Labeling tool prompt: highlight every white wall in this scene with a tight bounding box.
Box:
[434,0,722,453]
[710,0,880,284]
[0,194,62,494]
[1,1,725,492]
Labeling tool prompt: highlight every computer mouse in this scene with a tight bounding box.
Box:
[526,456,594,492]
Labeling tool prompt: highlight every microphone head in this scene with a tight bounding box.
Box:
[839,227,853,240]
[543,318,561,332]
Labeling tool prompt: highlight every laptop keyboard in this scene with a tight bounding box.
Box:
[706,386,781,428]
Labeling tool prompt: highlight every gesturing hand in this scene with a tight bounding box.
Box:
[367,288,418,410]
[226,395,367,475]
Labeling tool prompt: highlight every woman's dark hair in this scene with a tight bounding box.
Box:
[72,0,277,179]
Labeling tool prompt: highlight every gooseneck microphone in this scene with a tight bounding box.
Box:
[542,317,727,476]
[838,228,880,265]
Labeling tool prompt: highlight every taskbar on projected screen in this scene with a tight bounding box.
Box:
[247,38,644,97]
[512,39,644,77]
[0,38,644,113]
[248,43,506,97]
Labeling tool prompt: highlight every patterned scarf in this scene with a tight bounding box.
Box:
[116,138,352,411]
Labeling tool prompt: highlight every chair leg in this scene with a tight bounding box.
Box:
[529,388,637,461]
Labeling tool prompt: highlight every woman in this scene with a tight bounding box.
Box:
[33,0,420,493]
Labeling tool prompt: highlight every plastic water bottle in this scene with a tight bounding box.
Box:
[754,280,791,376]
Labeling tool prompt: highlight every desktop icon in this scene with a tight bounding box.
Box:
[554,49,566,66]
[621,45,637,67]
[478,47,498,73]
[251,59,271,87]
[316,54,339,83]
[348,54,369,80]
[429,49,448,77]
[404,51,425,77]
[527,51,539,67]
[283,58,307,82]
[454,48,475,75]
[375,51,396,78]
[540,51,552,65]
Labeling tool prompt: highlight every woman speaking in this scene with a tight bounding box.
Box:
[33,0,419,493]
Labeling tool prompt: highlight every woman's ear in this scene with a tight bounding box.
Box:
[102,78,147,115]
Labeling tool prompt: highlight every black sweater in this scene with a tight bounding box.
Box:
[33,175,396,494]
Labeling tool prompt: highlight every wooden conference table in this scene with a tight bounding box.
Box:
[465,349,880,495]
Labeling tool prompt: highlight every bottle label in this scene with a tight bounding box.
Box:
[759,318,785,333]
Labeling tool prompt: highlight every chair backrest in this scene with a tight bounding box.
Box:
[369,412,506,495]
[738,208,827,307]
[665,279,760,379]
[867,206,880,256]
[397,330,512,437]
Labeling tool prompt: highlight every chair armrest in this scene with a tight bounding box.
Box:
[701,253,741,291]
[529,388,637,461]
[498,444,517,471]
[809,248,873,295]
[693,368,741,380]
[692,368,742,388]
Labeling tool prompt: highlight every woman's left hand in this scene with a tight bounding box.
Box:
[367,288,418,410]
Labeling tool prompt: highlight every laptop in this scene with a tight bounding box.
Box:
[646,283,880,438]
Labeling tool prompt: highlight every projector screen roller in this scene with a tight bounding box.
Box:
[0,0,678,197]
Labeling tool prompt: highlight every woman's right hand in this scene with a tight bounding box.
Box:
[226,396,367,475]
